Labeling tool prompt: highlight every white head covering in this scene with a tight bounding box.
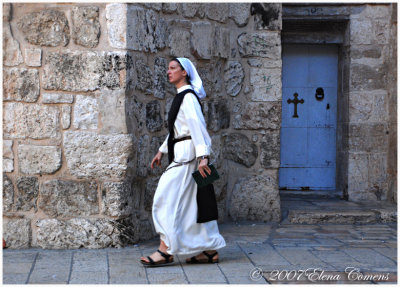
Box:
[176,57,206,99]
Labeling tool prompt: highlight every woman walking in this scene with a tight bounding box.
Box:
[140,57,226,267]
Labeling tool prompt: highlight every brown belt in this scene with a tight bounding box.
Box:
[173,136,191,144]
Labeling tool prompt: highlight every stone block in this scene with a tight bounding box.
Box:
[191,22,213,59]
[197,60,224,96]
[229,3,251,27]
[168,28,191,58]
[205,3,229,23]
[61,105,71,129]
[350,46,382,59]
[144,177,158,212]
[35,217,138,249]
[368,153,389,200]
[24,48,41,67]
[237,32,281,59]
[253,3,282,30]
[349,123,388,152]
[99,89,127,134]
[42,93,74,104]
[224,61,244,97]
[18,145,61,174]
[180,3,205,18]
[3,173,14,212]
[142,2,162,11]
[230,171,280,222]
[73,95,98,130]
[126,97,146,132]
[39,179,98,217]
[154,57,167,99]
[15,176,39,212]
[63,131,133,179]
[162,3,178,14]
[204,100,230,132]
[135,58,153,94]
[213,26,230,58]
[3,218,31,248]
[43,51,130,92]
[72,6,100,48]
[136,135,149,177]
[3,140,14,173]
[260,132,280,168]
[101,181,133,217]
[210,134,223,169]
[348,152,375,201]
[4,103,60,139]
[233,102,281,130]
[3,3,11,22]
[350,64,386,90]
[3,22,23,66]
[250,67,282,101]
[223,133,258,167]
[17,10,70,47]
[3,68,39,102]
[146,100,163,132]
[105,4,127,49]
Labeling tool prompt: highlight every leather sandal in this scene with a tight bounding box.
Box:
[140,249,174,267]
[186,251,219,264]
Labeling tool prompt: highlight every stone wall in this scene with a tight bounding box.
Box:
[3,3,283,249]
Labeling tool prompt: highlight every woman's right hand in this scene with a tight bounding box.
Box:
[151,151,163,169]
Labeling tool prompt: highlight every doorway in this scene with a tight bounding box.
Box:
[279,44,338,193]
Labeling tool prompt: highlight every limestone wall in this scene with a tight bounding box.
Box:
[3,3,283,249]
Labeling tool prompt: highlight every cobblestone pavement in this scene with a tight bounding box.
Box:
[3,221,397,284]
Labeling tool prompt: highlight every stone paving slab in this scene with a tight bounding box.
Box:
[2,222,397,284]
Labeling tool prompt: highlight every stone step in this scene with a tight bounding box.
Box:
[287,209,397,224]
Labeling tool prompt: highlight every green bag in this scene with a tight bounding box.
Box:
[191,164,220,187]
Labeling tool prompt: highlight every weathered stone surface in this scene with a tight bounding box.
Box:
[168,28,191,58]
[3,140,14,173]
[224,61,244,97]
[213,26,230,58]
[43,51,130,92]
[229,3,250,27]
[42,93,74,104]
[101,181,133,217]
[35,217,137,249]
[3,218,31,248]
[205,3,229,23]
[135,59,153,94]
[24,48,41,67]
[63,131,133,179]
[126,97,146,132]
[18,145,61,175]
[223,133,258,167]
[191,22,213,59]
[349,90,388,123]
[233,102,281,130]
[288,210,377,224]
[154,57,167,99]
[348,152,375,201]
[3,23,23,66]
[15,176,38,212]
[4,103,60,139]
[237,32,281,59]
[350,64,386,90]
[105,4,126,49]
[351,46,382,59]
[144,177,158,212]
[61,105,71,129]
[349,123,388,152]
[146,100,162,132]
[251,67,282,101]
[136,135,149,177]
[205,100,230,132]
[72,6,100,48]
[121,5,168,52]
[148,135,169,176]
[351,18,390,45]
[99,89,127,134]
[3,3,11,22]
[142,2,162,11]
[180,3,205,18]
[17,10,70,47]
[39,179,98,217]
[162,3,178,14]
[368,152,388,200]
[230,171,280,222]
[3,68,39,102]
[260,132,280,168]
[73,95,98,130]
[210,134,223,169]
[3,174,14,212]
[253,3,282,30]
[197,60,224,96]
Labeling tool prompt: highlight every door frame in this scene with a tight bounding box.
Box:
[280,16,350,198]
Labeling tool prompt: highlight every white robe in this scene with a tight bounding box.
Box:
[152,85,226,256]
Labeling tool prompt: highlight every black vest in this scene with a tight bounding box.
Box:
[167,89,203,163]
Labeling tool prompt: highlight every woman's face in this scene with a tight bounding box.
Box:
[168,60,187,85]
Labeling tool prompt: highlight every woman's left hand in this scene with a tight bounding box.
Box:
[198,158,211,178]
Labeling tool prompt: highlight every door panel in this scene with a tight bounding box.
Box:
[280,44,338,191]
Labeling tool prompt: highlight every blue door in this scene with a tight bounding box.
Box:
[279,44,338,191]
